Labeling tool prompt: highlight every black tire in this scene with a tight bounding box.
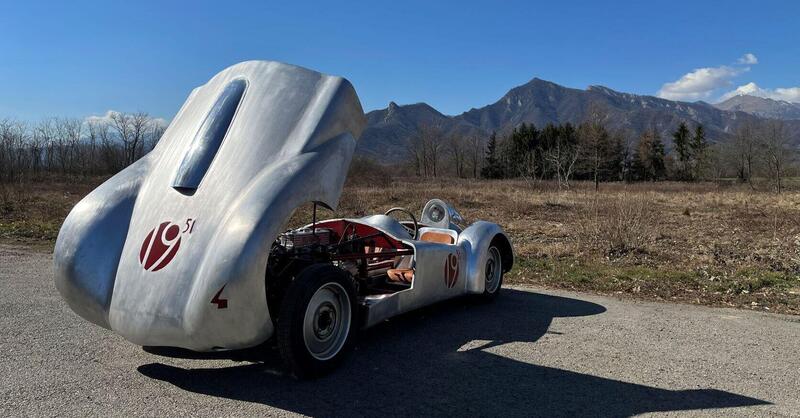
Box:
[480,245,504,301]
[276,263,358,378]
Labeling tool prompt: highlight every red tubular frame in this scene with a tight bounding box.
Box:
[330,249,413,261]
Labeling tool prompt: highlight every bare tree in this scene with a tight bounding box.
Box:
[407,124,444,177]
[25,122,43,176]
[732,121,758,188]
[467,135,482,178]
[0,111,165,183]
[759,120,793,194]
[110,112,135,166]
[130,112,152,160]
[108,111,164,167]
[706,143,728,182]
[447,133,466,177]
[148,121,166,152]
[423,125,444,177]
[407,132,427,177]
[579,103,610,190]
[98,118,124,173]
[86,120,109,175]
[545,136,581,189]
[53,118,83,174]
[0,119,29,182]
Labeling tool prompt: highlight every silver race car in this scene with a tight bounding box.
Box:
[54,61,514,378]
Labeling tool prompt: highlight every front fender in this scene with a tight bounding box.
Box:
[53,155,153,328]
[181,132,357,349]
[457,221,514,294]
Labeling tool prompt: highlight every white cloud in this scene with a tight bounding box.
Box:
[738,53,758,64]
[85,110,168,127]
[774,87,800,102]
[717,82,764,102]
[657,65,747,101]
[718,82,800,103]
[85,110,120,124]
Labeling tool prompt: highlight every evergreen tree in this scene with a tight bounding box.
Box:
[691,124,707,180]
[622,141,635,182]
[672,122,691,180]
[606,132,626,181]
[481,131,503,179]
[637,129,666,181]
[650,131,667,180]
[501,123,539,177]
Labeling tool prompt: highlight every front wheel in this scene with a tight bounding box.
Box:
[480,246,503,301]
[276,264,357,378]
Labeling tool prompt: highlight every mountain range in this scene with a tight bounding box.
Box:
[715,95,800,120]
[356,78,800,162]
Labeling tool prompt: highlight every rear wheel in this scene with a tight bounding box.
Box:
[276,264,357,378]
[480,246,503,301]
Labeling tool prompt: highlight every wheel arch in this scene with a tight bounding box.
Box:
[490,233,514,273]
[457,221,514,294]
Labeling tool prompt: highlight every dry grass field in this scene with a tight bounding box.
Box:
[2,176,800,314]
[337,178,800,314]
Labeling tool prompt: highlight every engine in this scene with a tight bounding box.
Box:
[278,228,332,249]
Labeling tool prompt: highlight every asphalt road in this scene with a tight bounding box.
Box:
[1,244,798,417]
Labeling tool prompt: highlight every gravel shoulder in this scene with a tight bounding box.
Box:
[1,244,798,417]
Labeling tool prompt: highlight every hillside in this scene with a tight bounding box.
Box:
[715,95,800,120]
[357,102,480,161]
[357,78,800,162]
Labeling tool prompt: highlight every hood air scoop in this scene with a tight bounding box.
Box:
[173,78,247,192]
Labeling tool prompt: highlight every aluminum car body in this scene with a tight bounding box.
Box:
[354,213,513,327]
[54,61,366,351]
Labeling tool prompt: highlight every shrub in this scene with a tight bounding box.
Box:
[572,192,653,257]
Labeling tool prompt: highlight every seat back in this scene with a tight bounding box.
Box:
[418,227,457,245]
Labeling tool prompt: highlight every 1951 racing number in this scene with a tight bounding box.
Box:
[139,218,196,272]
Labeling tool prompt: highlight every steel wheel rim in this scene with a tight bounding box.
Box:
[303,282,351,361]
[485,247,502,294]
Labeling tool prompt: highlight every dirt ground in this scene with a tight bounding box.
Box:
[3,176,800,314]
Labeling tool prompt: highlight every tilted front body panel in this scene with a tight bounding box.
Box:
[55,61,366,351]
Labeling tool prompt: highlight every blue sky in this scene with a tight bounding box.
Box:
[1,0,798,121]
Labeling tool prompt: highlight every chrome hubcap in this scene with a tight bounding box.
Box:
[485,247,502,293]
[303,282,351,361]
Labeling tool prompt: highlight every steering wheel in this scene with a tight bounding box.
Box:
[384,207,419,239]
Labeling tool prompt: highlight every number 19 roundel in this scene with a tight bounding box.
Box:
[139,221,182,272]
[444,253,459,288]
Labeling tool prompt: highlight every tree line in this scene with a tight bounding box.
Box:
[406,111,796,192]
[0,112,164,183]
[2,109,795,194]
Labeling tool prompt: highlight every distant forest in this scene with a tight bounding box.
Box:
[0,112,164,182]
[405,108,796,193]
[1,109,796,193]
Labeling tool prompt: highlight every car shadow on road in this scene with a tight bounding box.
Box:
[139,289,769,417]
